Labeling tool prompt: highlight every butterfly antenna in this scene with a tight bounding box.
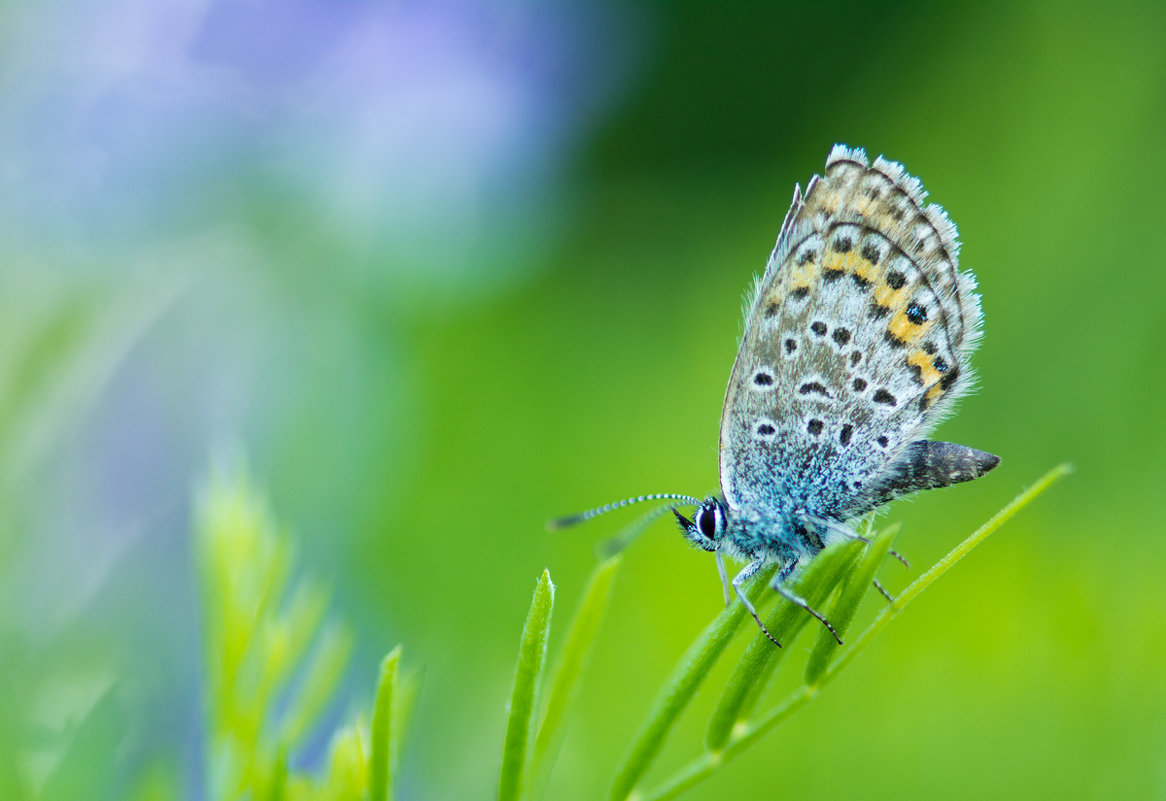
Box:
[547,493,703,531]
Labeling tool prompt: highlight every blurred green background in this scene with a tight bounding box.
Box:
[1,1,1164,799]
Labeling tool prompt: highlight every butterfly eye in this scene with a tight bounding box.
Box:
[696,502,721,538]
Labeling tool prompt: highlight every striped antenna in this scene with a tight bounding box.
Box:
[547,493,703,532]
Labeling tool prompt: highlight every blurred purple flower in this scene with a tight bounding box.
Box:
[1,0,639,290]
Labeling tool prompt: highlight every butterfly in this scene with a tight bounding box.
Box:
[552,145,999,645]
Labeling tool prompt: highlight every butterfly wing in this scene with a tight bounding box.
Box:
[718,145,985,521]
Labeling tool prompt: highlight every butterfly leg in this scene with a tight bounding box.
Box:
[732,558,782,647]
[806,515,910,569]
[873,578,895,603]
[772,560,843,645]
[716,549,731,607]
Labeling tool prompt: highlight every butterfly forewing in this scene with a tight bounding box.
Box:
[719,146,983,520]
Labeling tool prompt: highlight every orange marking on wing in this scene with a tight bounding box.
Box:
[791,256,820,287]
[907,350,942,387]
[821,250,843,270]
[853,256,878,285]
[873,280,907,308]
[889,310,932,344]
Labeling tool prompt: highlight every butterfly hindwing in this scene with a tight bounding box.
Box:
[719,146,986,520]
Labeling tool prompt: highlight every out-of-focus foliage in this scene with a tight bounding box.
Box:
[1,1,1164,799]
[200,461,412,801]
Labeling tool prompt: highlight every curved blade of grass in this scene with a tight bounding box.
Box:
[369,645,402,801]
[498,569,555,801]
[640,463,1071,801]
[607,566,777,801]
[704,540,860,752]
[531,555,622,800]
[825,464,1071,683]
[803,524,899,686]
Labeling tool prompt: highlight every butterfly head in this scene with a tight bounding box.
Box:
[672,496,728,553]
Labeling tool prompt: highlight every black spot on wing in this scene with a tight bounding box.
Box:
[839,424,853,447]
[884,330,907,349]
[908,361,925,386]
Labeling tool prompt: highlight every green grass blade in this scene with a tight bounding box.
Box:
[704,541,860,752]
[607,567,776,801]
[642,687,815,801]
[498,569,555,801]
[322,723,369,800]
[803,524,899,686]
[640,464,1071,801]
[824,463,1073,683]
[369,646,402,801]
[530,555,622,800]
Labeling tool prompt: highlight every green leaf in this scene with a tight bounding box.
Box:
[704,541,860,752]
[803,524,899,686]
[322,723,368,801]
[608,566,777,801]
[369,646,402,801]
[638,463,1071,801]
[530,555,622,800]
[498,569,556,801]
